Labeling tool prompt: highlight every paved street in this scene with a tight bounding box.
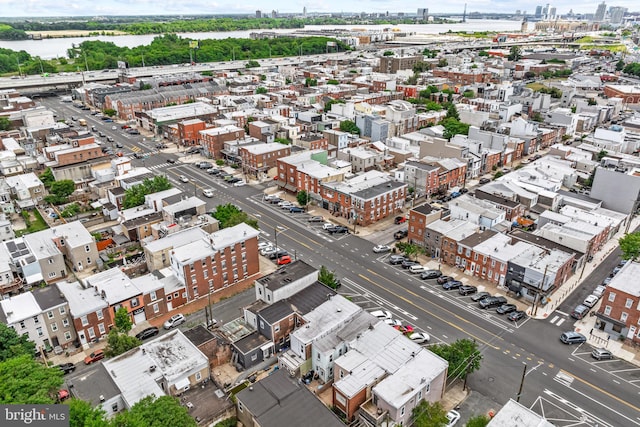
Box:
[38,96,640,426]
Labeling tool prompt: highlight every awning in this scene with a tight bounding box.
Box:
[596,313,626,327]
[174,377,190,391]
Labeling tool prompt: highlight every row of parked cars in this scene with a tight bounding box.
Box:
[570,260,625,320]
[258,241,292,265]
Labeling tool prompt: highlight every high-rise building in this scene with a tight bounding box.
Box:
[271,10,277,18]
[417,8,429,21]
[256,10,262,18]
[609,6,627,24]
[303,6,307,18]
[549,7,556,20]
[594,2,607,21]
[535,6,543,19]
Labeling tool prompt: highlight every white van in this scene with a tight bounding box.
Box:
[409,265,426,274]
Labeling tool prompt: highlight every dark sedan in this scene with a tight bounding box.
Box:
[401,260,419,269]
[436,275,453,284]
[442,280,463,290]
[458,285,477,296]
[135,327,159,341]
[496,304,517,315]
[328,226,349,234]
[507,311,527,322]
[57,363,76,375]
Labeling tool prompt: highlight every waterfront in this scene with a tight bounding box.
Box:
[0,19,526,59]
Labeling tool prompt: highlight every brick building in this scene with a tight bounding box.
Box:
[240,142,291,178]
[596,262,640,344]
[379,55,424,73]
[200,125,245,159]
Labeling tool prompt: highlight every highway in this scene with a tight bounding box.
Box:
[38,92,640,426]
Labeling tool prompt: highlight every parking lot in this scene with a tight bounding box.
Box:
[571,346,640,390]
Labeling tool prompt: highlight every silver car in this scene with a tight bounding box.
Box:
[163,313,185,330]
[591,348,613,360]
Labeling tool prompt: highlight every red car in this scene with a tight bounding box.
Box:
[84,349,105,365]
[394,216,406,224]
[277,255,292,265]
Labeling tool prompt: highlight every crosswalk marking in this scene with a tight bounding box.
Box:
[548,313,567,326]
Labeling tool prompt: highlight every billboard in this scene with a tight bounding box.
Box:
[326,41,337,47]
[189,40,199,49]
[117,61,129,69]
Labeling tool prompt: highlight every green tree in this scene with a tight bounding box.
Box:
[296,190,310,209]
[508,45,522,61]
[0,323,35,362]
[597,149,608,161]
[340,120,360,135]
[619,232,640,260]
[466,414,490,427]
[493,171,504,180]
[304,77,318,87]
[104,109,116,117]
[45,179,76,204]
[395,242,424,260]
[104,328,140,358]
[439,117,469,140]
[616,59,625,71]
[123,176,172,209]
[318,265,339,289]
[411,400,448,427]
[531,112,543,122]
[61,203,80,218]
[112,395,196,427]
[429,338,482,380]
[326,79,339,85]
[114,307,133,332]
[211,203,258,229]
[255,86,268,94]
[478,50,489,57]
[0,117,11,131]
[383,50,394,56]
[324,98,344,112]
[437,58,448,67]
[0,355,63,404]
[445,103,459,120]
[39,167,55,188]
[245,60,260,68]
[68,398,110,427]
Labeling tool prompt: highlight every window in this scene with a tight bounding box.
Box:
[238,402,244,413]
[195,372,202,381]
[98,323,106,335]
[48,271,56,278]
[274,325,280,332]
[62,318,69,328]
[112,403,118,413]
[150,291,157,301]
[96,310,103,321]
[251,353,258,361]
[621,312,628,322]
[400,406,405,416]
[47,311,54,319]
[131,298,139,308]
[625,298,634,309]
[80,316,88,326]
[604,305,612,316]
[51,322,58,332]
[88,328,95,339]
[64,331,72,341]
[87,257,91,265]
[153,303,159,313]
[19,320,26,329]
[48,259,54,264]
[491,260,496,267]
[608,292,616,302]
[36,327,43,337]
[59,306,66,315]
[85,245,90,252]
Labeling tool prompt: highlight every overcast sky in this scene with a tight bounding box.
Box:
[0,1,637,18]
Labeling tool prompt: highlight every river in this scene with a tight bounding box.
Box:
[0,20,527,59]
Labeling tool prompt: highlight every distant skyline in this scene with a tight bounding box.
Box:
[0,1,638,18]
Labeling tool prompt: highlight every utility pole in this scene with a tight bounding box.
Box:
[516,364,527,402]
[533,264,548,317]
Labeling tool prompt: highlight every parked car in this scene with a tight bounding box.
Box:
[583,294,599,308]
[202,189,214,198]
[277,255,292,265]
[106,136,114,142]
[57,363,76,374]
[409,264,426,274]
[420,270,442,280]
[163,313,186,330]
[260,246,277,257]
[328,226,349,234]
[458,285,477,296]
[389,255,406,265]
[278,201,293,208]
[84,350,105,365]
[228,177,243,184]
[496,304,517,314]
[591,348,613,360]
[436,275,453,285]
[394,216,406,224]
[507,310,527,322]
[471,291,491,302]
[442,280,463,290]
[373,245,392,253]
[571,304,589,320]
[593,285,606,298]
[560,331,587,345]
[446,409,461,427]
[127,129,140,135]
[479,178,491,185]
[394,229,408,240]
[408,332,430,344]
[115,142,123,148]
[269,250,288,260]
[135,327,159,341]
[179,175,189,183]
[371,310,392,320]
[268,197,282,204]
[479,296,507,309]
[198,162,213,169]
[384,319,402,327]
[308,216,324,222]
[289,207,304,213]
[401,260,419,269]
[166,158,176,164]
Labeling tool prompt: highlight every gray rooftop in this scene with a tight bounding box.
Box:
[236,369,344,427]
[32,283,68,310]
[257,260,317,293]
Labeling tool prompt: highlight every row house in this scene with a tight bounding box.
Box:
[422,157,468,194]
[537,210,609,256]
[431,68,492,85]
[248,120,276,143]
[468,126,525,164]
[240,142,291,178]
[337,147,385,173]
[177,118,208,146]
[200,125,246,159]
[4,172,45,209]
[440,221,480,268]
[56,280,109,347]
[407,204,444,246]
[471,233,530,286]
[596,261,640,344]
[424,219,467,259]
[448,194,507,231]
[403,161,440,198]
[320,171,407,226]
[323,129,350,150]
[474,189,526,221]
[297,134,329,151]
[449,134,503,176]
[505,246,575,302]
[170,223,260,303]
[276,149,345,196]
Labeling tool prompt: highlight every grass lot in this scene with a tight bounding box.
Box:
[15,209,49,237]
[525,82,546,91]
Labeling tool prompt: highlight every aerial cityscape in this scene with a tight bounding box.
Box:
[0,2,639,427]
